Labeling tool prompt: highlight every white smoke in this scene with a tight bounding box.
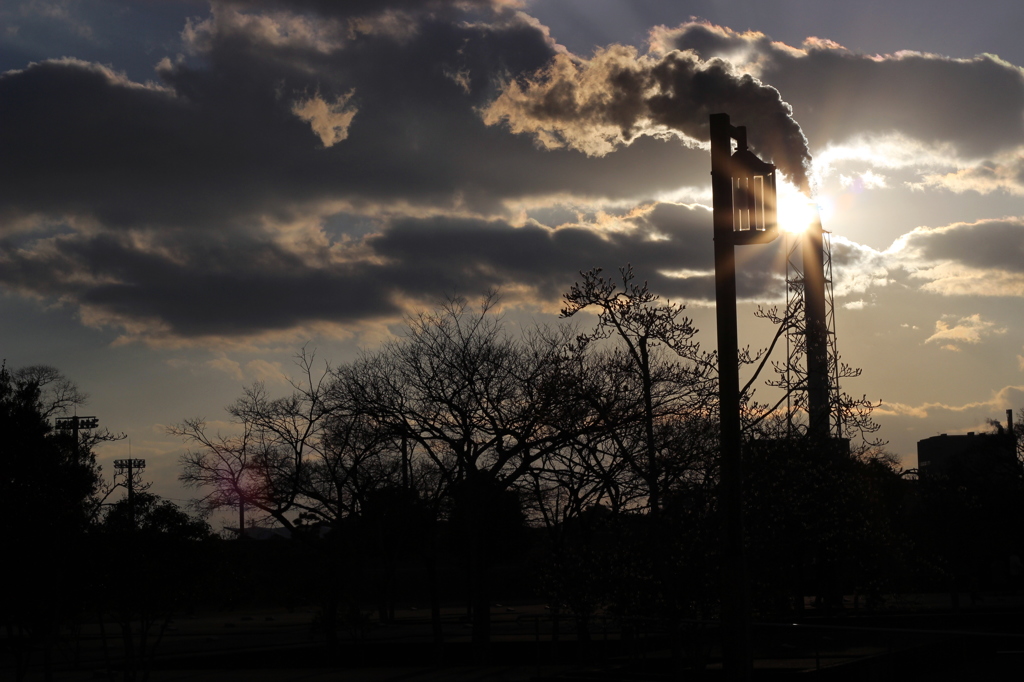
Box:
[482,45,812,192]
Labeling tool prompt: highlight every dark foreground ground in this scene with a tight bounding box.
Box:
[7,594,1024,681]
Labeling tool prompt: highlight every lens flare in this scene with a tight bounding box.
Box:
[813,193,835,223]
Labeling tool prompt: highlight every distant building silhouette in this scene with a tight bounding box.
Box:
[228,524,331,540]
[917,410,1017,479]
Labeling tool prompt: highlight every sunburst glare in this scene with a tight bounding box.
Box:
[777,184,819,234]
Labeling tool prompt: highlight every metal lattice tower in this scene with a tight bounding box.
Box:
[783,220,844,440]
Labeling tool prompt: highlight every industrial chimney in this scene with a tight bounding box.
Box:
[781,205,843,442]
[803,216,830,440]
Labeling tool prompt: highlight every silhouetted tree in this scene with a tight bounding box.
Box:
[754,302,882,447]
[10,364,89,418]
[446,472,526,647]
[357,484,434,623]
[174,415,262,537]
[340,295,590,489]
[173,350,408,644]
[173,349,389,536]
[102,491,212,539]
[336,294,594,648]
[0,362,102,681]
[95,492,214,681]
[561,266,716,515]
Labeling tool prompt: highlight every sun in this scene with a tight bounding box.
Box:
[776,184,827,234]
[778,199,817,234]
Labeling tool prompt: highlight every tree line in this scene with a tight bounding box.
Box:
[1,361,216,681]
[171,267,1015,642]
[4,267,1023,678]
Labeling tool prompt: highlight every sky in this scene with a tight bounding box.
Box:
[2,0,1023,506]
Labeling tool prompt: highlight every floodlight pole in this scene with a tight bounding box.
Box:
[54,415,100,461]
[710,113,779,681]
[113,458,147,530]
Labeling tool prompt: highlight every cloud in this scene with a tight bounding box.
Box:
[16,0,96,40]
[206,355,288,383]
[883,218,1024,297]
[810,134,962,186]
[914,266,1024,298]
[657,22,1024,163]
[1,9,715,234]
[875,385,1024,421]
[4,5,1023,348]
[0,4,742,344]
[753,216,1024,306]
[924,313,1006,349]
[186,1,526,53]
[4,4,796,345]
[206,356,245,382]
[918,151,1024,195]
[0,56,288,230]
[183,3,348,54]
[0,10,564,230]
[225,0,520,18]
[481,19,1024,198]
[244,358,289,384]
[364,201,795,305]
[839,170,887,191]
[0,199,793,343]
[292,91,358,147]
[902,218,1024,274]
[0,223,402,343]
[828,236,890,296]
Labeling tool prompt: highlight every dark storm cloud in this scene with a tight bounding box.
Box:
[0,200,787,339]
[902,218,1024,274]
[0,227,399,338]
[367,201,783,305]
[368,208,710,297]
[0,5,794,342]
[228,0,513,16]
[0,18,531,227]
[768,51,1024,158]
[0,58,290,231]
[0,9,707,233]
[661,22,1024,159]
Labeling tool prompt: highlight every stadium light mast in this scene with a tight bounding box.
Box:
[710,112,779,681]
[113,455,147,531]
[54,415,100,462]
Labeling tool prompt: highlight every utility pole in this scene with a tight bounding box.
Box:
[238,496,245,540]
[710,113,779,681]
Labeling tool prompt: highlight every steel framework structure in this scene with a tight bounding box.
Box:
[781,223,844,440]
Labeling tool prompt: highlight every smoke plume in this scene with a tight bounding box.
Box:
[483,46,812,193]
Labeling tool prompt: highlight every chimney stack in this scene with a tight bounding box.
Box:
[803,216,830,440]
